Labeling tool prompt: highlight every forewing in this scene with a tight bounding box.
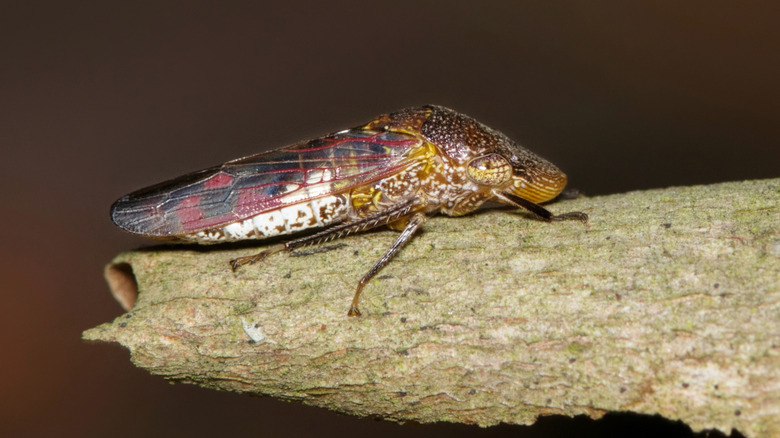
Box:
[111,130,422,237]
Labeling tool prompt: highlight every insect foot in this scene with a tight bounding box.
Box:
[229,253,265,271]
[230,245,283,271]
[552,211,589,224]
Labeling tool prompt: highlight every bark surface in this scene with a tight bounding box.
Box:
[84,178,780,437]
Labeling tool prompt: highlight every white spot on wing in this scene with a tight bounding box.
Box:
[224,220,254,239]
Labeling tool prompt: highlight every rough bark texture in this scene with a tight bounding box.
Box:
[84,178,780,437]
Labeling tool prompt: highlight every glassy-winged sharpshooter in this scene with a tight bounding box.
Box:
[111,105,588,316]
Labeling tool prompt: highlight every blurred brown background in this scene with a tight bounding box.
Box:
[1,2,776,437]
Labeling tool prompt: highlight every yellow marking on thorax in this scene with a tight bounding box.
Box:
[416,141,441,177]
[351,186,382,210]
[348,141,440,217]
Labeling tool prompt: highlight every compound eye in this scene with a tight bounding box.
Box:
[466,154,512,186]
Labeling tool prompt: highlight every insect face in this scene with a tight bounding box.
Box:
[506,160,568,204]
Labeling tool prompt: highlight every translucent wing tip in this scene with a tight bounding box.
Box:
[110,193,172,237]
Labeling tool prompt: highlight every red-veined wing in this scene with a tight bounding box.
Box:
[111,129,423,237]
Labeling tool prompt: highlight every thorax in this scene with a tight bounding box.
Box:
[348,142,491,218]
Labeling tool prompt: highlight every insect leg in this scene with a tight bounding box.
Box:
[348,212,427,317]
[497,192,589,223]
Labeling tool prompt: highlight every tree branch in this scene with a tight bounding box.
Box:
[84,178,780,437]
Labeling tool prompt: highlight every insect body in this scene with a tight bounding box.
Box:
[111,105,588,316]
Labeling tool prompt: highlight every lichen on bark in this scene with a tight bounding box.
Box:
[84,178,780,437]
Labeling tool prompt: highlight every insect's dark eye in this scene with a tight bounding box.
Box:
[466,154,512,186]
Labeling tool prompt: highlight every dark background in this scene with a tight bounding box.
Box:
[2,2,776,437]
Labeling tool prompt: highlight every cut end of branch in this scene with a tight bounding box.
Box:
[104,262,138,311]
